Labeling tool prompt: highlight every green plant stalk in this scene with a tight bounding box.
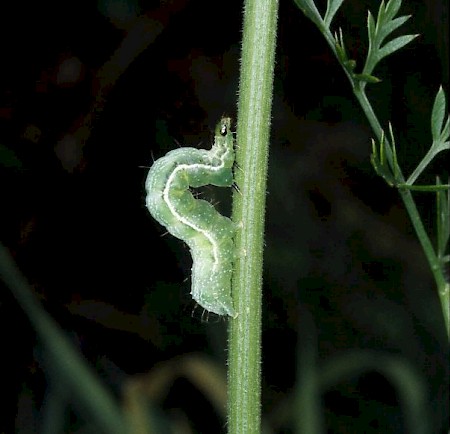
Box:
[407,143,449,186]
[353,88,449,337]
[228,0,279,432]
[297,0,449,336]
[295,8,450,337]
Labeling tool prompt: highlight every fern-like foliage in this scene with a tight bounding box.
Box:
[363,0,418,79]
[371,88,449,191]
[295,0,450,327]
[294,0,418,86]
[337,0,418,86]
[370,123,399,187]
[430,86,450,152]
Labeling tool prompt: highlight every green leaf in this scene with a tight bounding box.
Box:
[431,86,447,142]
[441,116,450,142]
[353,73,381,83]
[362,0,418,79]
[398,183,450,191]
[335,43,345,63]
[324,0,345,28]
[370,128,399,187]
[377,34,419,60]
[367,11,376,41]
[376,0,386,26]
[334,29,346,61]
[293,0,323,28]
[334,28,359,75]
[383,0,402,22]
[378,15,411,42]
[436,141,450,152]
[405,88,449,186]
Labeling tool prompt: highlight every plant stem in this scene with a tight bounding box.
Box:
[295,0,449,338]
[407,143,450,186]
[228,0,279,432]
[353,88,449,338]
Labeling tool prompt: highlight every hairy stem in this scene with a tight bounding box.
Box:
[228,0,279,432]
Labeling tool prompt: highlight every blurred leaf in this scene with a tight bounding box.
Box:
[123,354,228,434]
[320,350,429,434]
[0,243,127,434]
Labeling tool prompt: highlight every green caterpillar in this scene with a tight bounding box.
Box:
[145,118,236,317]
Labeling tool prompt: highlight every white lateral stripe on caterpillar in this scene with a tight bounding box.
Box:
[145,117,236,317]
[161,145,233,273]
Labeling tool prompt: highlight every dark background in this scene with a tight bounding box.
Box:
[0,0,448,432]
